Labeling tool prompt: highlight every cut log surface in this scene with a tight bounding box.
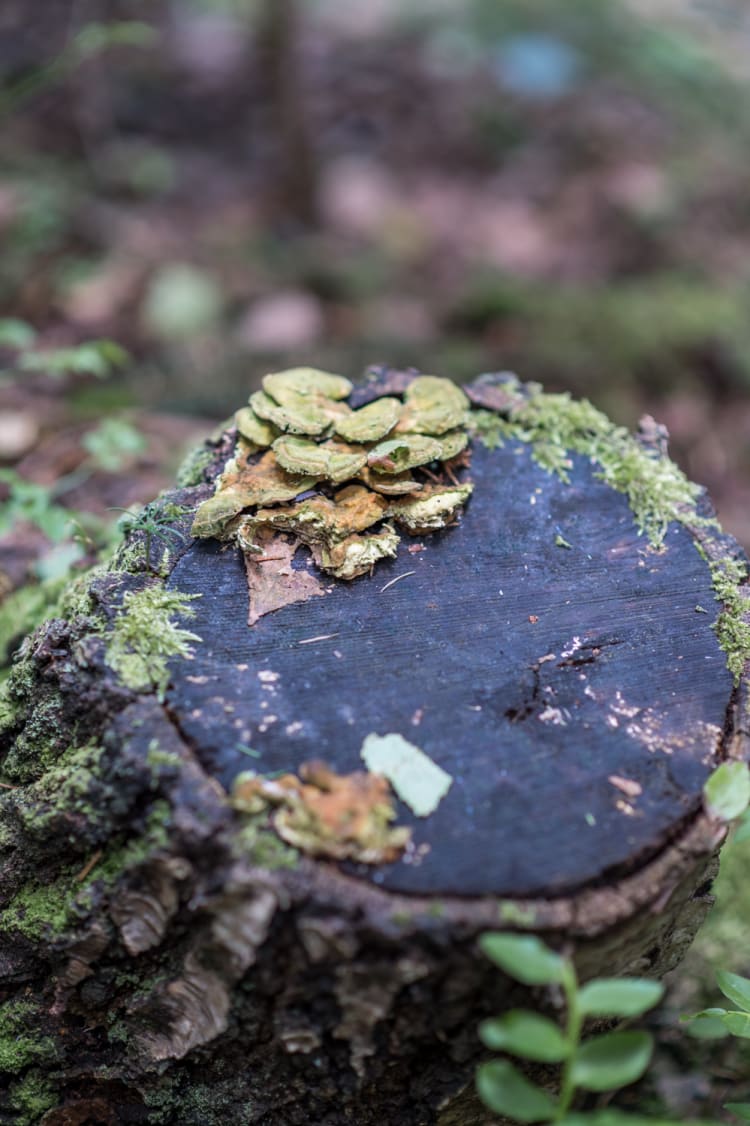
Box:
[0,372,748,1126]
[168,439,731,898]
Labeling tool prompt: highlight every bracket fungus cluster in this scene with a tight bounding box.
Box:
[191,368,474,590]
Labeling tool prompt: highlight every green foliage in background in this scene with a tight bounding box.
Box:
[0,319,129,381]
[0,21,157,116]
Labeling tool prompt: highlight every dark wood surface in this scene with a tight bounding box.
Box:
[166,439,732,898]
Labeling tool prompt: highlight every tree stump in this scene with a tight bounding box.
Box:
[0,370,748,1126]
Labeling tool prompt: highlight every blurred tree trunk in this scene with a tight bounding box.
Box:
[257,0,319,227]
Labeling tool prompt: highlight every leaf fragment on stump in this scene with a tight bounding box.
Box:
[361,732,453,817]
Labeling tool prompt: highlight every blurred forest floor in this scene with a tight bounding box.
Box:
[3,0,750,1119]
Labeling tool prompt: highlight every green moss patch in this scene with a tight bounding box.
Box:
[2,869,82,941]
[707,555,750,685]
[10,743,106,840]
[104,584,201,697]
[0,1004,56,1074]
[8,1070,57,1124]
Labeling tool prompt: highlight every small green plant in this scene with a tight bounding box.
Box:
[685,969,750,1122]
[82,417,146,471]
[0,22,156,117]
[18,339,129,380]
[0,469,81,544]
[0,319,129,381]
[112,504,189,573]
[703,760,750,824]
[476,932,664,1123]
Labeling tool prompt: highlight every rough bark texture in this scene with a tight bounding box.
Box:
[0,374,748,1125]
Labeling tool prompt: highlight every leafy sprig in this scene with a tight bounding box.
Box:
[476,933,663,1123]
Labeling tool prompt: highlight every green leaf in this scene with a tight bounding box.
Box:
[479,1010,569,1062]
[682,1008,730,1040]
[721,1010,750,1038]
[479,933,566,985]
[34,541,84,582]
[83,418,146,472]
[717,970,750,1013]
[475,1059,556,1121]
[703,761,750,821]
[733,808,750,843]
[571,1030,652,1092]
[726,1105,750,1121]
[560,1114,719,1126]
[19,340,128,379]
[0,318,36,349]
[578,978,664,1018]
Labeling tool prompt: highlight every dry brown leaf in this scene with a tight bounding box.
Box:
[243,529,326,626]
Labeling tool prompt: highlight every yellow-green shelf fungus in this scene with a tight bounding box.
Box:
[263,367,353,403]
[251,486,388,547]
[232,762,411,864]
[334,396,402,444]
[367,434,444,474]
[437,429,469,461]
[396,375,470,436]
[193,367,475,599]
[357,466,424,496]
[272,435,368,484]
[360,732,453,818]
[251,369,354,438]
[249,388,334,437]
[192,450,319,539]
[389,484,474,535]
[312,526,400,581]
[234,406,278,449]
